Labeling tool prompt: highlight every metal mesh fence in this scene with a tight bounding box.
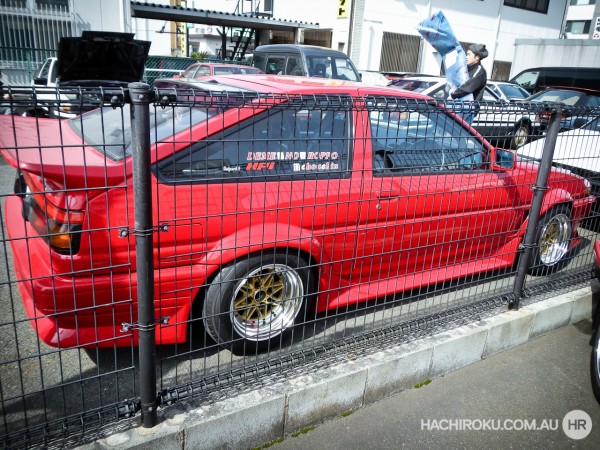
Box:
[0,84,598,448]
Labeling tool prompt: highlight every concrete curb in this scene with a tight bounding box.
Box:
[82,286,594,449]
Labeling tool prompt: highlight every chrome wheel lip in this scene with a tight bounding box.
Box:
[539,213,571,266]
[230,263,304,341]
[513,127,528,148]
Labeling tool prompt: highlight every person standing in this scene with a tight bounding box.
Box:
[450,43,488,125]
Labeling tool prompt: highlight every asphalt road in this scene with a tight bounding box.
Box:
[269,317,600,449]
[1,151,599,442]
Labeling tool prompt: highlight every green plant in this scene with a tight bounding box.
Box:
[191,51,213,61]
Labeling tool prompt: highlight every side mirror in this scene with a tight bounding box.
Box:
[33,77,47,86]
[492,148,515,170]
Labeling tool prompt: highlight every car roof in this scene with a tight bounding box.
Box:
[158,74,433,99]
[254,44,352,58]
[536,86,600,95]
[189,63,256,68]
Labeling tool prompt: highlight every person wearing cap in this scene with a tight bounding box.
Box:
[451,43,488,101]
[450,43,488,125]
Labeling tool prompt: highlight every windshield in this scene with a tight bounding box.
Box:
[69,104,217,161]
[498,84,529,99]
[528,89,587,105]
[583,117,600,132]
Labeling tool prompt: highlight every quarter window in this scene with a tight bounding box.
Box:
[157,103,352,182]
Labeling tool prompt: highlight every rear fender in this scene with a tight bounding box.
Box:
[201,225,322,269]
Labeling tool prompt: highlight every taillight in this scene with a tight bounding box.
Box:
[21,174,84,255]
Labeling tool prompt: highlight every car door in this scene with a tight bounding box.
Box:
[354,102,520,283]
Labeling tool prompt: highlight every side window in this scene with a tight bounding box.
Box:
[38,60,51,79]
[584,96,600,107]
[368,105,487,173]
[213,66,234,75]
[482,88,499,102]
[157,105,352,182]
[252,54,267,72]
[512,70,539,92]
[265,56,285,74]
[430,86,448,100]
[195,66,210,77]
[181,66,198,78]
[285,56,304,76]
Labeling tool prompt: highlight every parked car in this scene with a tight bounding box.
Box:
[510,66,600,94]
[0,75,594,353]
[389,76,533,148]
[525,86,600,131]
[252,44,361,81]
[486,80,530,102]
[31,31,150,118]
[517,117,600,228]
[359,71,390,86]
[174,62,263,79]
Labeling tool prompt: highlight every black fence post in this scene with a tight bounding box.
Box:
[128,82,158,428]
[511,104,564,310]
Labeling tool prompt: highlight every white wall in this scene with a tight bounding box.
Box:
[72,0,130,34]
[510,39,600,77]
[354,0,567,74]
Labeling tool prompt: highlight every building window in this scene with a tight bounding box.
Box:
[36,0,69,10]
[565,20,592,33]
[570,0,596,5]
[504,0,549,14]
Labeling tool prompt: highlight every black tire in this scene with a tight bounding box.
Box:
[511,122,530,149]
[591,322,600,404]
[528,204,572,276]
[202,251,316,354]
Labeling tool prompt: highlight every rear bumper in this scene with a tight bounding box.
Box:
[4,195,206,348]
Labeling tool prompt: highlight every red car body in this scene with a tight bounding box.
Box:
[0,75,594,349]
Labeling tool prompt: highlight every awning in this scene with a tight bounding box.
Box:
[130,1,320,31]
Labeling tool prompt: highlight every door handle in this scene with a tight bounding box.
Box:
[376,189,398,200]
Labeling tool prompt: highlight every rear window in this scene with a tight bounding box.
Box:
[390,79,440,93]
[69,105,216,161]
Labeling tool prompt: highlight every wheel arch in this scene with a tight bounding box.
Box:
[191,228,322,317]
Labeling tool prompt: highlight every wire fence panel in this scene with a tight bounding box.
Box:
[0,84,598,448]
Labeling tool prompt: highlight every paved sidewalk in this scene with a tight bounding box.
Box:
[268,319,600,449]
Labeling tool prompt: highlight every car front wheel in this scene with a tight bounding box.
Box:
[202,251,315,353]
[512,123,530,149]
[528,205,572,276]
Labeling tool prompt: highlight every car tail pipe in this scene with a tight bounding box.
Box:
[511,104,564,309]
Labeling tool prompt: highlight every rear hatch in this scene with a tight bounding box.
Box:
[57,31,151,86]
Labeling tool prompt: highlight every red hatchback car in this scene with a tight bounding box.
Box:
[0,75,594,352]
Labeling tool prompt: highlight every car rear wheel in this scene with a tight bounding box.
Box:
[512,123,530,149]
[528,205,572,276]
[202,251,315,353]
